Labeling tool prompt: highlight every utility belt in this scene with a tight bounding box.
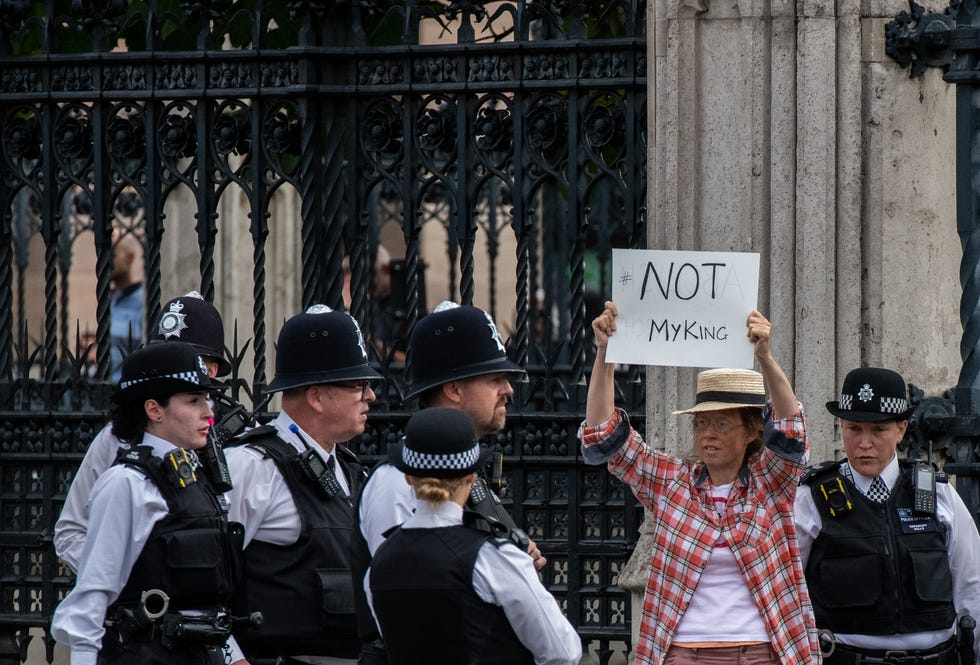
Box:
[107,588,263,648]
[821,634,958,665]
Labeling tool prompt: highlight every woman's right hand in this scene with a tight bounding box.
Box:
[592,301,618,349]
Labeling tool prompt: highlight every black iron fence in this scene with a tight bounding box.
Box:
[0,1,647,662]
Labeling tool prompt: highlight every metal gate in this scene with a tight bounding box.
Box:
[0,1,647,662]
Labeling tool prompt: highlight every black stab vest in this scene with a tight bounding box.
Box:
[350,463,528,644]
[369,523,535,665]
[111,445,242,612]
[231,428,364,659]
[803,460,956,634]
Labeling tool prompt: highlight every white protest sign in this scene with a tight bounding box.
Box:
[606,248,760,368]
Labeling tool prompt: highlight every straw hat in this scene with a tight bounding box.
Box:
[672,368,767,414]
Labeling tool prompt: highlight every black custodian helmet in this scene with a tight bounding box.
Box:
[152,291,231,377]
[405,302,524,399]
[113,341,213,405]
[264,305,382,394]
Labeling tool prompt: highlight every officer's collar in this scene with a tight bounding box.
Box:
[140,431,186,459]
[843,453,899,492]
[273,412,332,463]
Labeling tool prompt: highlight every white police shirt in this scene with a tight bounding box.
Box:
[364,499,582,665]
[358,462,416,556]
[54,422,125,572]
[50,432,244,665]
[794,454,980,658]
[224,410,355,665]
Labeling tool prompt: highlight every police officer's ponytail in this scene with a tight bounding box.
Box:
[409,476,471,505]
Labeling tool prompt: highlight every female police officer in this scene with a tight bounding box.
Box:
[51,341,245,665]
[364,408,581,665]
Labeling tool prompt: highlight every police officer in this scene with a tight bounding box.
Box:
[365,408,582,665]
[55,291,236,572]
[225,305,381,665]
[51,342,245,665]
[796,367,980,664]
[351,301,543,665]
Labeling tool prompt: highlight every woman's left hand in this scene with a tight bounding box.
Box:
[746,310,772,359]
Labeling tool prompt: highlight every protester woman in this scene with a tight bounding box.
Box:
[52,342,245,665]
[580,302,817,665]
[365,407,582,665]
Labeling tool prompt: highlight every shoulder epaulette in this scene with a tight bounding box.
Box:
[112,444,181,506]
[227,424,277,447]
[463,508,509,538]
[800,459,845,486]
[114,444,154,469]
[335,444,360,466]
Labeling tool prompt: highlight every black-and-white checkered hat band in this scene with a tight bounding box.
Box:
[389,407,492,479]
[113,341,213,405]
[401,442,482,472]
[120,370,203,390]
[837,393,908,414]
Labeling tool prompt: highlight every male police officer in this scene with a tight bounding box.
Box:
[351,301,544,665]
[796,367,980,664]
[226,305,381,665]
[55,291,234,572]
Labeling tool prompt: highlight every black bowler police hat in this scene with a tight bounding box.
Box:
[264,305,382,394]
[388,407,492,479]
[152,291,231,377]
[113,341,213,405]
[405,302,524,399]
[826,367,915,422]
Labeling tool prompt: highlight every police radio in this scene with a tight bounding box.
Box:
[912,461,937,515]
[289,424,349,502]
[199,392,252,493]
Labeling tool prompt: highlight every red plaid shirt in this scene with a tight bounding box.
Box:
[579,407,818,665]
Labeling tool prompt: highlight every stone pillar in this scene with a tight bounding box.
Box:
[631,0,964,658]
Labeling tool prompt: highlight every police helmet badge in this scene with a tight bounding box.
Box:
[483,310,506,353]
[196,354,209,376]
[350,316,368,360]
[158,299,188,339]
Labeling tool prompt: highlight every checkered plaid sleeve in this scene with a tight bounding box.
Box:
[757,402,810,500]
[606,428,682,514]
[763,402,808,460]
[578,409,632,464]
[579,408,681,512]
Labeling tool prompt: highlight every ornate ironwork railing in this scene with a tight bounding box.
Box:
[0,1,647,663]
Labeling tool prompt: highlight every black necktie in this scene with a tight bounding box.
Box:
[325,455,348,499]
